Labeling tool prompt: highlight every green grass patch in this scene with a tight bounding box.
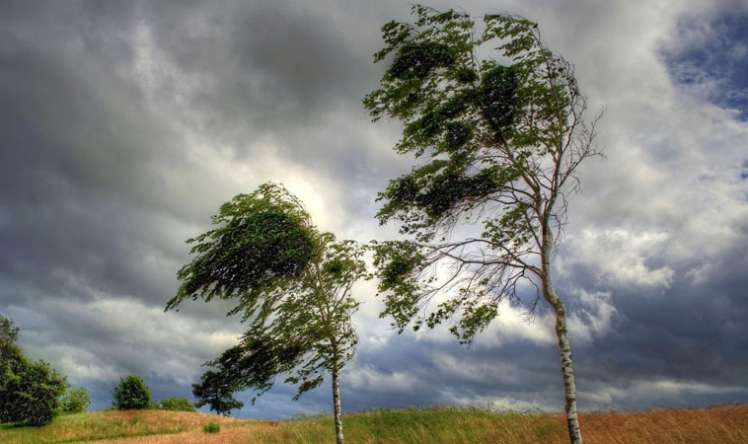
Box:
[203,422,221,433]
[256,407,557,444]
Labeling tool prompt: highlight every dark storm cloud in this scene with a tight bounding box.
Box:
[543,210,748,408]
[0,0,407,416]
[128,0,412,220]
[1,0,748,420]
[0,3,176,301]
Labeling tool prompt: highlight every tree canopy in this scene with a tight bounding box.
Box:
[190,235,367,407]
[112,375,152,410]
[364,6,600,443]
[167,183,368,443]
[364,5,600,342]
[166,183,317,319]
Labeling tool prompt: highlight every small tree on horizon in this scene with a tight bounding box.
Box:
[190,370,242,416]
[59,387,91,414]
[113,375,152,410]
[364,6,601,444]
[167,183,369,444]
[0,315,19,346]
[157,397,196,412]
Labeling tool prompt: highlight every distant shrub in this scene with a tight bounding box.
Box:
[59,387,91,414]
[113,375,152,410]
[0,319,67,426]
[203,422,220,433]
[158,397,196,412]
[0,315,18,346]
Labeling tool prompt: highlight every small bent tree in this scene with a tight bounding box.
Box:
[364,6,601,444]
[166,183,368,444]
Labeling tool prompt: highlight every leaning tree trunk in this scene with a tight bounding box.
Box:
[544,283,583,444]
[331,365,345,444]
[542,229,583,444]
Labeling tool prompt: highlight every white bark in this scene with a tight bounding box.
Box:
[331,366,344,444]
[542,230,583,444]
[545,283,583,444]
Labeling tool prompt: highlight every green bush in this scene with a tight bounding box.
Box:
[0,341,67,426]
[112,375,152,410]
[203,422,220,433]
[59,387,91,414]
[157,397,195,412]
[0,316,18,345]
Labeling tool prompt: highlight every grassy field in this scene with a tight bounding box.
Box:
[0,405,746,444]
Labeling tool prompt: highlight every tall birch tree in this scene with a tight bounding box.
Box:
[166,183,367,444]
[364,6,601,444]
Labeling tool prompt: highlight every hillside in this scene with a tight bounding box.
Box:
[0,405,746,444]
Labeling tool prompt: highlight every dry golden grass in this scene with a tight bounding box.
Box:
[0,410,239,444]
[1,404,746,444]
[575,405,748,444]
[93,421,281,444]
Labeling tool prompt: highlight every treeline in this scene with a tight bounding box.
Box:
[0,316,87,425]
[111,374,196,412]
[0,316,196,426]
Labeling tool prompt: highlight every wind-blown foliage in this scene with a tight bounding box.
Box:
[167,183,368,444]
[364,6,601,444]
[166,183,316,319]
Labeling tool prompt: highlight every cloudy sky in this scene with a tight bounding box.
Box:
[1,0,747,419]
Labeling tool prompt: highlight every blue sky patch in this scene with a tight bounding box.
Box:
[664,11,748,120]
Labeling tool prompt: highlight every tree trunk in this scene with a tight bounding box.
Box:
[545,283,583,444]
[331,366,344,444]
[542,228,583,444]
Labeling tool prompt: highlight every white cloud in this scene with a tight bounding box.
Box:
[561,229,675,288]
[580,379,748,406]
[13,292,243,386]
[406,298,556,348]
[473,300,556,347]
[432,352,522,385]
[347,365,425,393]
[447,392,548,412]
[568,290,617,343]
